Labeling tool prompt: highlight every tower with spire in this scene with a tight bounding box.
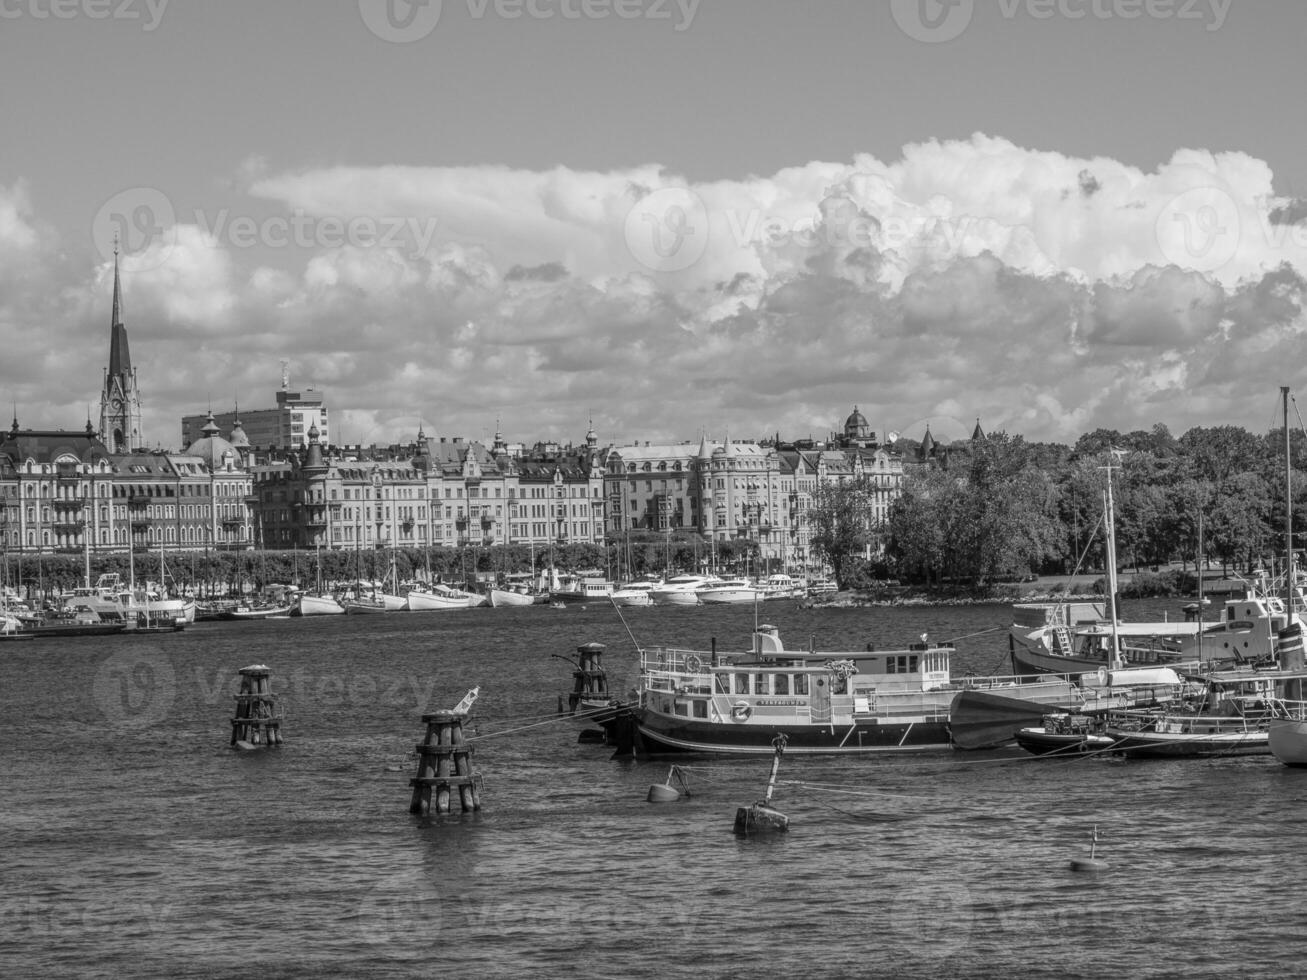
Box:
[97,244,144,453]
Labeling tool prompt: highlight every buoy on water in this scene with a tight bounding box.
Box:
[647,765,689,803]
[1069,825,1108,872]
[732,734,790,836]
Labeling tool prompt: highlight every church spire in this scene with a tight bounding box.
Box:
[99,244,143,453]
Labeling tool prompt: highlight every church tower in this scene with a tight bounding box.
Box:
[97,246,143,452]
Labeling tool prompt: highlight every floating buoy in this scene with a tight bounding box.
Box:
[647,765,689,803]
[733,734,789,835]
[1070,825,1108,872]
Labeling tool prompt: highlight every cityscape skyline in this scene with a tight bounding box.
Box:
[3,3,1307,452]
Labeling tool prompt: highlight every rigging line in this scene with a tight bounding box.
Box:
[805,796,906,822]
[941,625,1006,644]
[467,711,609,741]
[610,596,643,655]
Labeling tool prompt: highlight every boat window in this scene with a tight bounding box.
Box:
[794,674,808,695]
[673,701,688,717]
[735,673,749,695]
[715,674,729,694]
[754,674,770,695]
[691,699,708,719]
[774,673,789,695]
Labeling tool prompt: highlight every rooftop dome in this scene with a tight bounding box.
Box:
[844,405,870,439]
[186,412,242,470]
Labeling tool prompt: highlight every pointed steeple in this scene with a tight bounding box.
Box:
[99,243,143,452]
[971,417,986,441]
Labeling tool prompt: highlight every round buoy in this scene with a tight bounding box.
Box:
[1069,858,1108,872]
[647,783,680,803]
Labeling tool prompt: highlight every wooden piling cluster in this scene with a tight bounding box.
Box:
[230,664,283,749]
[409,691,481,815]
[566,641,610,715]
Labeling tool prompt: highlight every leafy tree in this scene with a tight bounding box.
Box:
[807,475,880,588]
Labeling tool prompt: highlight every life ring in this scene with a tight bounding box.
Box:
[730,701,752,722]
[684,654,704,674]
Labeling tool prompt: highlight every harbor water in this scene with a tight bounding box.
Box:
[4,598,1306,979]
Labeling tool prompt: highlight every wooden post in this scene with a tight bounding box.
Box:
[231,664,282,749]
[409,689,481,815]
[567,642,609,714]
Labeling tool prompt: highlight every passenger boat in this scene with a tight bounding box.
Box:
[633,624,1095,755]
[696,578,763,605]
[550,573,615,605]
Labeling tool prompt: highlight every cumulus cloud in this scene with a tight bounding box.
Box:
[6,135,1307,448]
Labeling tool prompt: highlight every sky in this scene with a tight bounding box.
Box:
[2,0,1306,451]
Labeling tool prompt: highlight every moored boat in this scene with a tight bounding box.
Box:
[633,624,1101,755]
[218,601,294,620]
[296,592,345,616]
[1014,712,1116,756]
[648,574,717,606]
[406,585,473,611]
[551,573,615,605]
[695,578,763,605]
[610,581,657,607]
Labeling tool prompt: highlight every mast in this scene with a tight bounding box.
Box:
[1103,462,1123,670]
[1284,385,1293,615]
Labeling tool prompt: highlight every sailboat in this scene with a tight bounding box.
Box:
[296,544,345,616]
[1109,388,1307,758]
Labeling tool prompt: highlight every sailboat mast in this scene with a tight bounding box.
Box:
[1103,464,1123,670]
[1284,385,1293,613]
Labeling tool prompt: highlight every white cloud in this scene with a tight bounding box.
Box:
[7,136,1307,447]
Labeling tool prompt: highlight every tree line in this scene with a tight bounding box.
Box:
[809,423,1305,589]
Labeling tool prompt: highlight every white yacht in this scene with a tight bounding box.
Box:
[695,578,763,605]
[649,574,720,606]
[610,580,659,607]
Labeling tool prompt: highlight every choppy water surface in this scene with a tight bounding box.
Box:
[3,598,1306,979]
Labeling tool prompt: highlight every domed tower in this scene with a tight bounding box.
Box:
[843,405,870,446]
[186,411,242,472]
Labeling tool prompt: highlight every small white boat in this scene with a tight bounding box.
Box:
[760,574,803,600]
[488,585,542,607]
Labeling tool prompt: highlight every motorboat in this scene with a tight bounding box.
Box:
[695,578,763,605]
[648,574,719,606]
